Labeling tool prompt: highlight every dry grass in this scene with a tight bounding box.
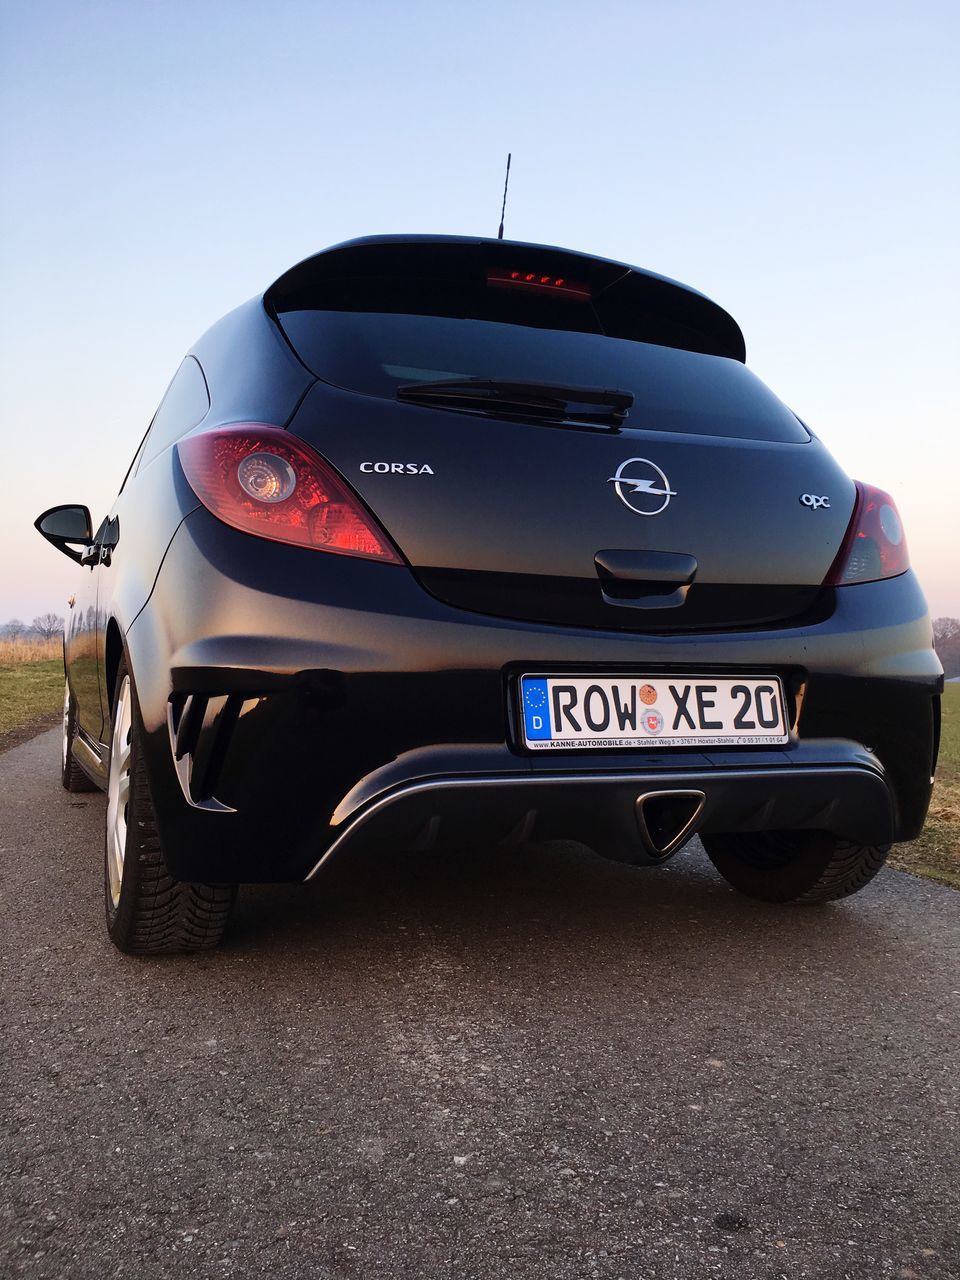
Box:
[0,637,62,664]
[0,639,64,744]
[0,659,63,738]
[889,776,960,891]
[936,680,960,764]
[889,683,960,890]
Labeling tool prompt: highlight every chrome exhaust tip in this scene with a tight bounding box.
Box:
[635,789,706,862]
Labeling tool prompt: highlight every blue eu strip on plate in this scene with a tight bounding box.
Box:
[520,677,552,741]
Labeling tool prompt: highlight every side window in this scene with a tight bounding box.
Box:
[137,356,210,472]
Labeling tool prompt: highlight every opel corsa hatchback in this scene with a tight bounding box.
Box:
[36,236,943,954]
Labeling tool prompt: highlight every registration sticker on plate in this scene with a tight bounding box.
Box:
[519,674,788,749]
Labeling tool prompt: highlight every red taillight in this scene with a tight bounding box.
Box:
[825,481,910,585]
[486,266,591,301]
[177,425,402,563]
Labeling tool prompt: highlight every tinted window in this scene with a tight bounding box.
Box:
[139,357,210,469]
[277,309,808,444]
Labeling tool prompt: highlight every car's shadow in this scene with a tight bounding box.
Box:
[223,836,893,967]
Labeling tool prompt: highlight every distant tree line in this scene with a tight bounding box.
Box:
[1,614,65,642]
[934,617,960,678]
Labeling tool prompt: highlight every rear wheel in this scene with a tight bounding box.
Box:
[61,679,96,792]
[702,830,890,904]
[105,658,236,954]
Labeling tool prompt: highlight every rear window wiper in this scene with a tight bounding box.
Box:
[396,378,634,429]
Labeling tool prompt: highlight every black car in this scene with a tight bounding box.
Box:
[37,235,942,954]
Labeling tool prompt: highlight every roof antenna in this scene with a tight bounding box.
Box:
[497,152,512,240]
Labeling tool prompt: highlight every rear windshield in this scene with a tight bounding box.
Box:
[278,308,806,443]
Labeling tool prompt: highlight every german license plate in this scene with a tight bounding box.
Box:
[519,674,788,749]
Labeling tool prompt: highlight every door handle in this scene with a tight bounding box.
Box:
[100,517,119,566]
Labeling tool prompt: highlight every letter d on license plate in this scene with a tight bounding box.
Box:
[518,674,788,749]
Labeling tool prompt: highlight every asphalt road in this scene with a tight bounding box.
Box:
[2,729,959,1280]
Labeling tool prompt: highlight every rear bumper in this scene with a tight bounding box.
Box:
[308,739,894,877]
[125,508,941,883]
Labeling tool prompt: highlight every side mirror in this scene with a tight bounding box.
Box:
[35,504,94,564]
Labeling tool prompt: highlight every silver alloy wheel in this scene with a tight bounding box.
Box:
[106,675,133,909]
[61,680,71,772]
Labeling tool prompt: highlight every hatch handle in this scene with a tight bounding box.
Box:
[595,549,697,584]
[595,549,698,610]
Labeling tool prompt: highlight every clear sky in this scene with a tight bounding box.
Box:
[1,0,957,622]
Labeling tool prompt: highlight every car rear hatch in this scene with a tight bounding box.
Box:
[268,237,854,632]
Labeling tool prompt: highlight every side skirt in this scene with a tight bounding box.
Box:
[73,728,109,790]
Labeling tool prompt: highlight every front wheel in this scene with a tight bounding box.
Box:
[105,658,236,954]
[702,830,890,904]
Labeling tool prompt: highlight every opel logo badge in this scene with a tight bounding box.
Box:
[608,458,676,516]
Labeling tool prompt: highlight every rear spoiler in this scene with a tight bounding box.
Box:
[265,234,747,364]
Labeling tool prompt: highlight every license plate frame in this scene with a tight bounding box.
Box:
[517,673,789,750]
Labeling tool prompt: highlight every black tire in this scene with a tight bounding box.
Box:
[702,829,890,904]
[61,678,96,792]
[105,658,236,954]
